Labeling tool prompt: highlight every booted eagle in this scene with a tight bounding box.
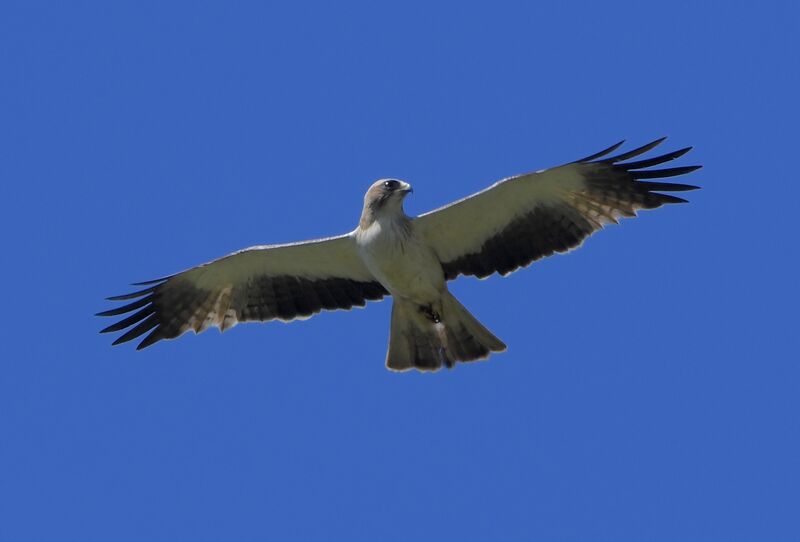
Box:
[98,138,700,371]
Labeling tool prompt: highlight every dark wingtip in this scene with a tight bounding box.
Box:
[135,327,163,350]
[633,165,702,179]
[110,314,159,345]
[131,276,171,286]
[638,181,701,192]
[100,322,125,334]
[96,297,151,317]
[106,285,157,301]
[655,193,690,204]
[604,137,668,163]
[100,323,120,334]
[574,139,626,163]
[99,306,155,334]
[621,146,694,170]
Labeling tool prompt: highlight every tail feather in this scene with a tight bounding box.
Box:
[386,292,506,372]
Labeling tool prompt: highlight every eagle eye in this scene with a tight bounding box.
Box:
[383,180,400,190]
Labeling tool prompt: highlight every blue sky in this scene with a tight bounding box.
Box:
[2,1,798,540]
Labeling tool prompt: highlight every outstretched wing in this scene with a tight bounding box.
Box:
[414,138,701,280]
[97,234,387,349]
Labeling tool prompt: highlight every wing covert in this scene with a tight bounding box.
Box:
[98,234,387,349]
[414,138,701,280]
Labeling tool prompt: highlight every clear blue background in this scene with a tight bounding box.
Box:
[2,1,798,540]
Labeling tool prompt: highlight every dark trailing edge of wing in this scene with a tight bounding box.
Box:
[442,138,701,280]
[98,275,388,350]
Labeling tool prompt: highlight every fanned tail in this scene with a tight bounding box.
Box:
[386,292,506,372]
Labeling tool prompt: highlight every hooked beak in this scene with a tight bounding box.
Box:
[400,182,413,194]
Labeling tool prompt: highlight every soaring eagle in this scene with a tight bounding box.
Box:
[98,138,700,371]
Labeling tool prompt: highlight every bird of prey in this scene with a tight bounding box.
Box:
[98,138,700,371]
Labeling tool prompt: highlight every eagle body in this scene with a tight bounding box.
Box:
[99,139,701,372]
[352,182,505,369]
[355,210,443,306]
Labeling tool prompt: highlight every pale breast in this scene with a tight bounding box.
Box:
[355,218,445,302]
